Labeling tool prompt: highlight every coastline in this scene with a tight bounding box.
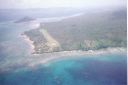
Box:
[27,47,126,68]
[20,20,41,54]
[21,34,35,54]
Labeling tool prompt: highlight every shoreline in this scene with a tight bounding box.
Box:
[21,34,35,54]
[27,47,126,68]
[0,47,126,73]
[21,20,41,54]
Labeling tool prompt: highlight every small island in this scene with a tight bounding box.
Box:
[15,16,36,23]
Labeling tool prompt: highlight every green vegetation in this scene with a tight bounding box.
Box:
[24,9,127,53]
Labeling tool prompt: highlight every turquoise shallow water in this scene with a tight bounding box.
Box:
[0,53,126,85]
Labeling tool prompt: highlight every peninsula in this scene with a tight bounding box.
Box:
[24,8,127,54]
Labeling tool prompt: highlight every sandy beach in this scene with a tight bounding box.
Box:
[26,47,126,69]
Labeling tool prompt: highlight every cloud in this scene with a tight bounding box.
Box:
[0,0,126,9]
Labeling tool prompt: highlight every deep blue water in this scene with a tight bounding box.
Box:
[0,53,126,85]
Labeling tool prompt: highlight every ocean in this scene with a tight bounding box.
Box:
[0,53,127,85]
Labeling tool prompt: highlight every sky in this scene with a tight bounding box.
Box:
[0,0,126,9]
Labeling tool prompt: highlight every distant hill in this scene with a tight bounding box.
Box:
[24,8,127,53]
[14,16,35,23]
